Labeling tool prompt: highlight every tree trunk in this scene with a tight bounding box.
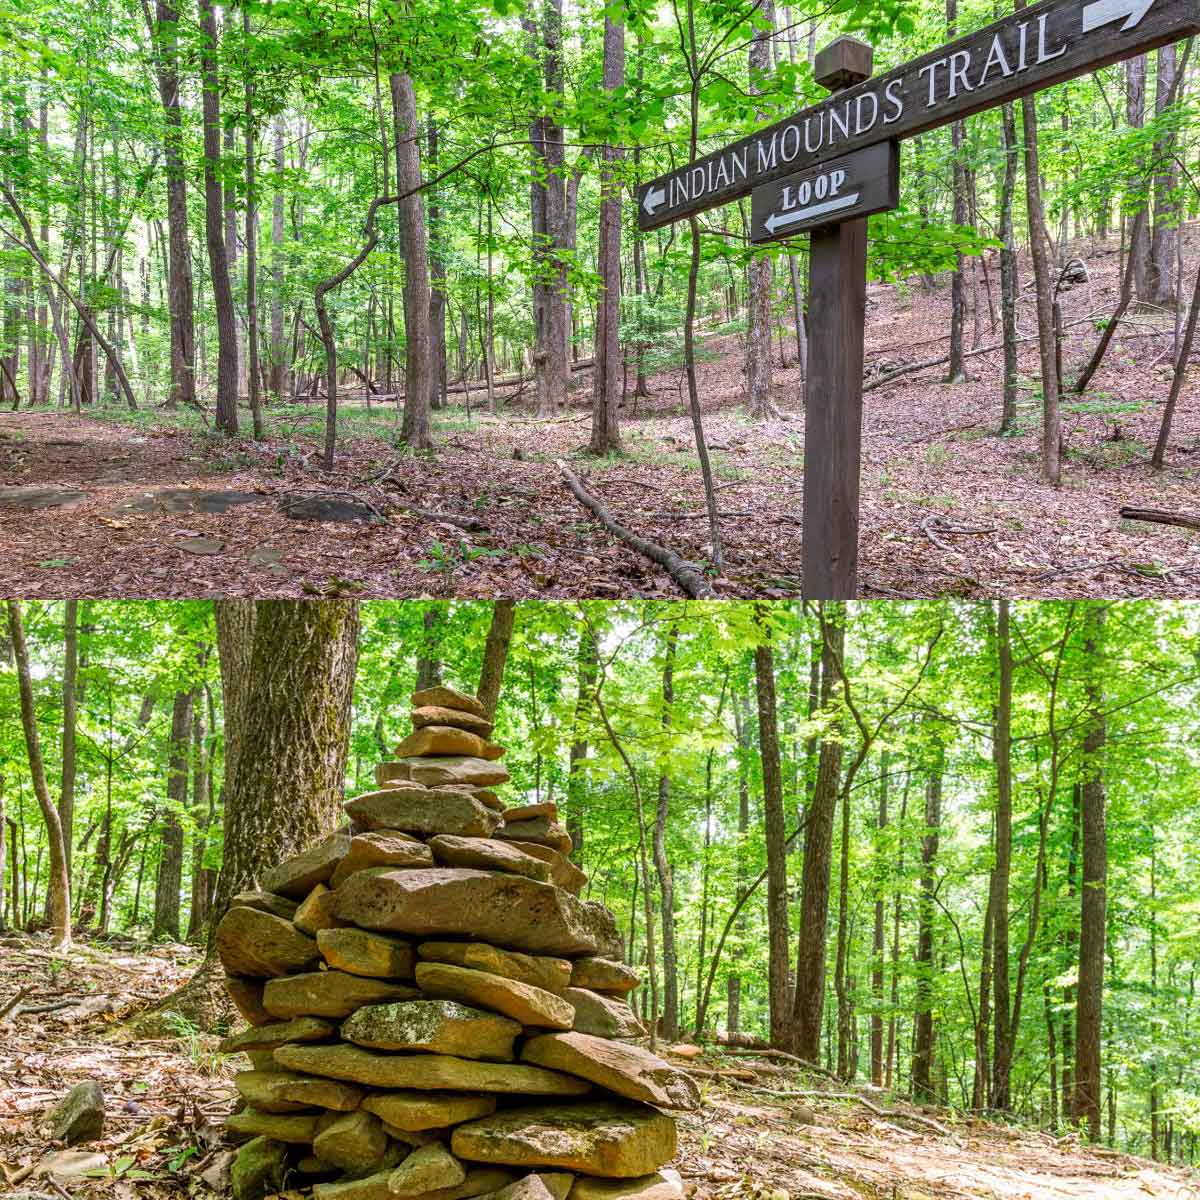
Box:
[990,599,1015,1109]
[834,761,853,1079]
[998,103,1019,431]
[243,11,264,439]
[415,605,444,692]
[1126,55,1151,300]
[153,689,191,941]
[1074,603,1107,1140]
[59,600,79,883]
[6,601,71,949]
[911,745,944,1102]
[390,72,433,449]
[946,0,968,383]
[186,688,215,941]
[745,0,775,418]
[870,754,888,1087]
[727,686,752,1033]
[566,623,597,858]
[198,0,239,433]
[269,118,287,398]
[476,600,516,722]
[653,625,679,1043]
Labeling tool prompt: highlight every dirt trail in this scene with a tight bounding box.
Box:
[2,937,1194,1200]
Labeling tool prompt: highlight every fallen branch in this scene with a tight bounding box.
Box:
[753,1087,958,1142]
[722,1047,838,1077]
[555,458,717,598]
[1118,505,1200,532]
[390,501,490,533]
[0,985,30,1021]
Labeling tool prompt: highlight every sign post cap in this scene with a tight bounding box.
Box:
[813,35,874,90]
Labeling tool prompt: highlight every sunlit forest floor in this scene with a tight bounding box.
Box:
[1,934,1192,1200]
[1,232,1197,599]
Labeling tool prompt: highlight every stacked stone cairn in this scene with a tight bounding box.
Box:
[216,684,698,1200]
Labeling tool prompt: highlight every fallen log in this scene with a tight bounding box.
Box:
[1119,505,1200,532]
[555,458,717,599]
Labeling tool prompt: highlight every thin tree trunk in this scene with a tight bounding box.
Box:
[153,689,192,941]
[653,624,679,1043]
[911,743,944,1101]
[475,600,516,722]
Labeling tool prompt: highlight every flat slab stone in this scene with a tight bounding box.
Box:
[569,958,639,995]
[332,868,602,957]
[295,883,347,935]
[341,999,521,1060]
[262,971,418,1019]
[563,989,644,1040]
[231,1136,288,1200]
[226,1107,321,1144]
[226,976,272,1026]
[274,1044,591,1096]
[0,486,89,511]
[215,906,321,978]
[376,757,510,788]
[388,1142,466,1198]
[361,1091,496,1133]
[118,488,261,515]
[507,842,588,896]
[429,836,550,882]
[220,1017,336,1055]
[330,831,432,888]
[521,1033,699,1111]
[281,495,381,523]
[417,942,571,995]
[415,962,574,1030]
[235,1070,363,1114]
[451,1101,676,1178]
[413,706,494,736]
[344,790,500,839]
[412,686,486,716]
[175,535,223,556]
[317,927,414,979]
[395,727,505,761]
[231,891,299,921]
[314,1167,514,1200]
[502,803,558,824]
[313,1110,388,1173]
[496,817,573,856]
[568,1171,684,1200]
[262,832,350,899]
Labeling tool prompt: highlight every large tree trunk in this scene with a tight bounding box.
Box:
[6,601,71,949]
[744,0,775,419]
[755,616,791,1049]
[566,623,597,858]
[653,625,679,1043]
[727,687,752,1033]
[198,0,239,433]
[185,688,216,941]
[390,72,433,449]
[1074,603,1107,1140]
[427,121,448,411]
[587,11,624,454]
[792,604,844,1061]
[911,746,944,1101]
[1126,55,1151,300]
[1148,45,1179,307]
[998,103,1019,432]
[476,600,516,722]
[153,689,192,941]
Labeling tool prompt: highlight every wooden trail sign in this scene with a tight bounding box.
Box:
[750,142,900,244]
[637,0,1200,231]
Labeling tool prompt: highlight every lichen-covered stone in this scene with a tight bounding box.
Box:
[48,1081,104,1145]
[568,1171,684,1200]
[231,891,300,920]
[495,817,572,856]
[342,999,520,1061]
[274,1043,590,1096]
[312,1110,389,1173]
[451,1101,676,1178]
[216,906,321,978]
[226,1106,321,1144]
[361,1090,496,1133]
[520,1033,699,1111]
[220,1016,336,1054]
[226,976,272,1026]
[332,869,601,957]
[329,831,433,889]
[262,832,351,899]
[569,958,639,996]
[394,727,504,761]
[231,1137,288,1200]
[376,757,511,789]
[388,1142,467,1197]
[343,791,500,839]
[317,927,414,979]
[562,989,644,1040]
[295,883,348,934]
[417,942,571,995]
[235,1069,364,1113]
[505,842,588,896]
[429,836,550,882]
[415,962,574,1030]
[262,970,418,1019]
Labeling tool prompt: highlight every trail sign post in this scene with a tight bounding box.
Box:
[636,0,1200,597]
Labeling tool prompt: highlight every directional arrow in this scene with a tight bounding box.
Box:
[1081,0,1156,33]
[641,185,666,217]
[763,191,861,236]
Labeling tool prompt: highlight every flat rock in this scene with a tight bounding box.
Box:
[430,836,550,882]
[395,727,505,761]
[344,791,500,839]
[418,942,571,995]
[333,868,601,957]
[569,958,639,995]
[451,1101,676,1178]
[465,787,504,812]
[330,831,432,889]
[342,998,520,1060]
[415,962,575,1029]
[413,706,494,736]
[490,1177,555,1200]
[412,685,486,716]
[236,1069,364,1113]
[220,1016,335,1054]
[313,1110,388,1173]
[506,842,588,896]
[226,977,272,1026]
[502,803,557,824]
[388,1142,466,1198]
[281,495,379,523]
[521,1033,699,1111]
[580,902,624,959]
[48,1081,104,1145]
[0,486,88,511]
[216,906,321,978]
[231,891,300,920]
[562,989,644,1040]
[226,1106,321,1144]
[317,927,414,979]
[262,971,418,1019]
[361,1091,496,1132]
[377,757,511,788]
[496,818,572,856]
[314,1167,514,1200]
[231,1137,288,1200]
[274,1044,591,1096]
[262,833,351,899]
[568,1171,684,1200]
[295,883,347,934]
